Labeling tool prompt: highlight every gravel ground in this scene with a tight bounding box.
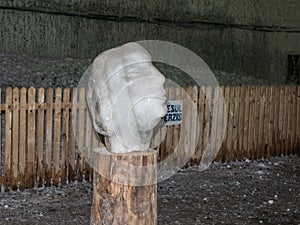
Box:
[0,52,280,89]
[0,156,299,225]
[158,156,300,225]
[0,53,91,88]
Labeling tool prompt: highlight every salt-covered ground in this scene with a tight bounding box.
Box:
[0,156,299,224]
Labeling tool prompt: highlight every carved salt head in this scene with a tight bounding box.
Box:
[87,43,167,153]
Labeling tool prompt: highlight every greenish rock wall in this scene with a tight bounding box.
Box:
[0,0,299,83]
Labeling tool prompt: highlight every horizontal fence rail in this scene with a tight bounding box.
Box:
[0,85,299,190]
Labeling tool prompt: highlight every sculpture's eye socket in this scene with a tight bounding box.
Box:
[123,73,139,83]
[124,62,152,76]
[124,68,143,81]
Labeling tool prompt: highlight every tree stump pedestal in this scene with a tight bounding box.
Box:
[91,147,157,225]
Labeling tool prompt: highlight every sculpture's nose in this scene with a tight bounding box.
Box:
[153,69,165,86]
[154,72,167,99]
[158,75,165,87]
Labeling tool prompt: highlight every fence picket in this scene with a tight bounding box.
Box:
[257,86,266,158]
[45,88,53,186]
[286,86,292,155]
[61,88,70,184]
[277,86,284,156]
[210,87,219,162]
[165,87,175,161]
[223,87,230,161]
[269,86,275,156]
[77,88,86,180]
[297,86,300,153]
[53,88,62,186]
[85,103,92,181]
[290,86,295,154]
[37,88,45,187]
[226,87,234,161]
[242,87,250,159]
[202,86,211,164]
[0,89,2,186]
[12,88,19,190]
[291,86,297,154]
[247,86,255,159]
[194,87,205,163]
[287,86,294,154]
[252,86,261,159]
[172,87,181,166]
[159,87,168,162]
[273,86,280,156]
[274,86,282,156]
[284,86,290,155]
[264,86,271,158]
[69,88,77,181]
[189,86,198,164]
[216,87,225,162]
[215,87,224,162]
[282,86,289,155]
[233,86,240,160]
[184,87,195,165]
[265,86,271,157]
[237,86,246,160]
[178,87,187,166]
[4,87,12,190]
[191,86,198,157]
[27,87,36,188]
[219,87,227,162]
[19,88,26,190]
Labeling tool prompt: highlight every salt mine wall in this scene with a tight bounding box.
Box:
[0,0,299,83]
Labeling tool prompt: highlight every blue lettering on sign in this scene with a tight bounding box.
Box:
[164,100,182,125]
[167,104,182,113]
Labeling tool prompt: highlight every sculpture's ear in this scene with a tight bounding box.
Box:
[94,99,113,136]
[86,87,113,136]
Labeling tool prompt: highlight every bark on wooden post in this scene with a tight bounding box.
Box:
[91,147,157,225]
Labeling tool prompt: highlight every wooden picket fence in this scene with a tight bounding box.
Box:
[0,87,102,191]
[0,85,299,190]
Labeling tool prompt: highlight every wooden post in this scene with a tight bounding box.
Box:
[91,148,157,225]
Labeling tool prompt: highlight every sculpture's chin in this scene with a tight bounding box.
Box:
[134,100,167,132]
[136,115,164,133]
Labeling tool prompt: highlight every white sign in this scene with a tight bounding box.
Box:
[164,100,182,125]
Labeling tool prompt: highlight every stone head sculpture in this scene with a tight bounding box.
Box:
[87,42,167,153]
